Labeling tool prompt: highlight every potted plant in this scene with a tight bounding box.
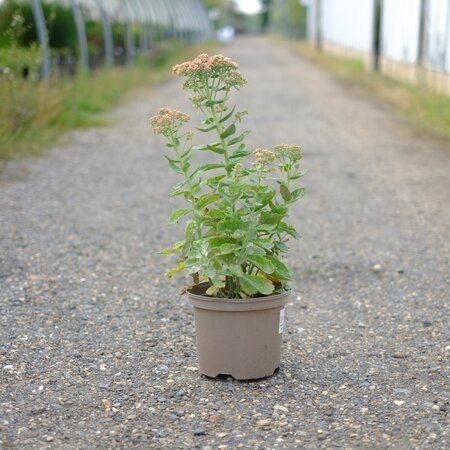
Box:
[150,54,305,380]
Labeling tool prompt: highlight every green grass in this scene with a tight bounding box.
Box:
[0,41,218,162]
[292,41,450,140]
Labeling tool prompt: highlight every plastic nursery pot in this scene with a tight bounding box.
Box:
[187,283,290,380]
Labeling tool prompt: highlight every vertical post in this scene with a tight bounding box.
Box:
[70,0,89,71]
[315,0,322,50]
[372,0,383,71]
[131,0,149,51]
[95,0,114,67]
[442,0,450,70]
[153,0,170,41]
[31,0,51,77]
[417,0,428,65]
[137,0,155,49]
[124,0,136,65]
[165,0,181,40]
[189,0,205,41]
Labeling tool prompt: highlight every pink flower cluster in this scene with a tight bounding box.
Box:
[173,53,239,76]
[149,108,190,136]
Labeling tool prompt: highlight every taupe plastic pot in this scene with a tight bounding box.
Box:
[187,284,290,380]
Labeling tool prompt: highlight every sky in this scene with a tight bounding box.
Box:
[234,0,263,15]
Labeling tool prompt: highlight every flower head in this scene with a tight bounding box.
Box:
[150,108,190,137]
[173,53,247,93]
[253,148,276,166]
[274,144,302,161]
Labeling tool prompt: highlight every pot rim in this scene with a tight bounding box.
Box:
[187,282,291,312]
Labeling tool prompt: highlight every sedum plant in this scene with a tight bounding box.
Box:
[150,54,305,299]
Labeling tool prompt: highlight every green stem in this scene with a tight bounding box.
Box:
[169,132,202,240]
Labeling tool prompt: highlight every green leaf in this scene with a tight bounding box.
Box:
[159,240,186,255]
[167,208,192,224]
[204,266,216,278]
[219,105,236,123]
[246,245,266,255]
[261,212,284,225]
[211,277,225,288]
[254,239,274,250]
[208,146,226,155]
[220,123,236,139]
[192,143,225,154]
[218,219,246,233]
[229,146,251,162]
[206,174,226,188]
[290,187,306,202]
[215,243,241,255]
[274,241,289,253]
[270,205,288,215]
[256,224,277,232]
[182,222,196,253]
[205,209,226,219]
[164,156,183,174]
[169,188,190,197]
[266,256,293,280]
[208,236,236,247]
[195,193,220,210]
[280,183,292,202]
[278,221,301,239]
[228,133,247,146]
[196,124,217,132]
[290,171,306,180]
[197,163,224,172]
[180,148,192,159]
[165,264,185,278]
[229,264,244,277]
[239,274,274,296]
[246,254,275,274]
[204,99,224,107]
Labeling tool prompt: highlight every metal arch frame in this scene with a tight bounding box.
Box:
[123,0,136,65]
[127,0,149,51]
[28,0,213,75]
[94,0,114,67]
[31,0,51,77]
[141,0,157,45]
[148,0,169,40]
[180,0,200,41]
[191,0,212,40]
[190,0,208,41]
[192,0,214,38]
[70,0,89,70]
[164,0,183,40]
[172,0,189,40]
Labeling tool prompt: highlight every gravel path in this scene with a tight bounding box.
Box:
[1,36,449,449]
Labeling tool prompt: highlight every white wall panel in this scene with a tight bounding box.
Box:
[381,0,421,64]
[321,0,375,53]
[425,0,450,71]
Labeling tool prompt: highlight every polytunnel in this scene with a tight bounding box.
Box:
[26,0,213,76]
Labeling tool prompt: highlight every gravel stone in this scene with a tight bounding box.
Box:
[0,36,449,449]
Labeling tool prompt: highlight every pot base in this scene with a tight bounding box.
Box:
[201,366,280,381]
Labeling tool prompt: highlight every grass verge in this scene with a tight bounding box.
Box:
[291,41,450,140]
[0,41,218,163]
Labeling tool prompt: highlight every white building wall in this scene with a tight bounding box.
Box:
[321,0,375,53]
[381,0,421,64]
[302,0,450,92]
[425,0,450,72]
